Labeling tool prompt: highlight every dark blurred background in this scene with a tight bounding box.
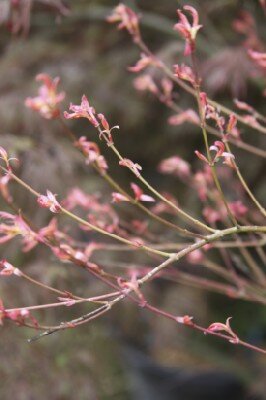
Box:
[0,0,265,399]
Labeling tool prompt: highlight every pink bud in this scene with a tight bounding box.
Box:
[234,99,254,113]
[199,92,208,112]
[64,95,99,127]
[128,54,154,72]
[229,201,248,218]
[133,75,158,94]
[186,249,204,264]
[227,114,237,134]
[168,109,200,126]
[176,315,193,325]
[119,158,142,177]
[206,317,239,344]
[195,150,208,164]
[174,6,202,56]
[37,190,62,213]
[107,4,140,40]
[130,183,154,202]
[0,260,21,276]
[248,49,266,68]
[0,146,8,163]
[98,113,110,131]
[158,156,191,179]
[58,297,76,307]
[174,64,196,84]
[25,73,65,119]
[112,193,129,203]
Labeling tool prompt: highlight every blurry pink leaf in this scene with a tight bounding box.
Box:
[168,109,199,126]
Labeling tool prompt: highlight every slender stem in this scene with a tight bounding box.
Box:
[237,244,266,284]
[210,99,266,135]
[137,37,266,135]
[191,57,238,227]
[27,303,114,342]
[27,267,266,352]
[59,117,202,239]
[4,165,266,248]
[78,237,266,251]
[206,124,266,158]
[95,164,201,239]
[195,89,265,283]
[240,216,266,265]
[138,225,266,285]
[225,141,266,218]
[5,291,121,313]
[203,260,237,283]
[155,91,266,158]
[210,162,238,226]
[165,270,266,304]
[192,323,266,354]
[101,132,215,233]
[20,271,83,299]
[11,208,264,352]
[4,165,266,286]
[62,207,170,257]
[191,67,264,286]
[3,168,172,258]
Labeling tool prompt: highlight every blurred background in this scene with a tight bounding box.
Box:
[0,0,265,399]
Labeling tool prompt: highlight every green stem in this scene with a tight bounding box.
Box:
[60,117,202,238]
[225,141,266,218]
[194,83,238,227]
[106,138,215,233]
[139,224,266,285]
[4,168,171,259]
[94,165,201,239]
